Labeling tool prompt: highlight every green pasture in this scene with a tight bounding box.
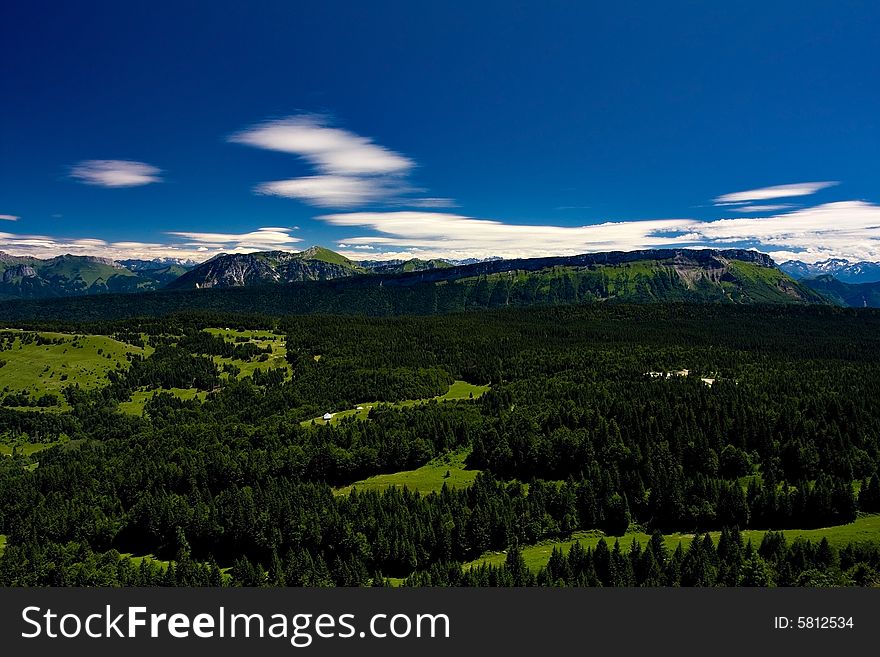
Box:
[0,437,67,457]
[0,330,147,402]
[465,514,880,572]
[117,388,209,415]
[306,380,489,426]
[205,328,291,379]
[335,449,479,496]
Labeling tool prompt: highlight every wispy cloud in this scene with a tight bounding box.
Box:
[229,115,450,209]
[255,175,404,207]
[323,201,880,264]
[0,227,302,261]
[229,115,412,175]
[0,214,19,221]
[323,211,697,261]
[685,201,880,263]
[165,227,302,252]
[70,160,162,187]
[2,201,879,265]
[714,181,837,204]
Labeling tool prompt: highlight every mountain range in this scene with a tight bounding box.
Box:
[3,246,880,311]
[0,247,842,323]
[779,258,880,284]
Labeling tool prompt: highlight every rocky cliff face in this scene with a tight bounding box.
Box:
[167,248,365,290]
[371,248,778,286]
[2,265,38,283]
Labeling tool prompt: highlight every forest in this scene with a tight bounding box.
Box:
[0,303,879,586]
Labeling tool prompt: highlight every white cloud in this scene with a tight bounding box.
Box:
[323,211,698,261]
[0,214,19,221]
[1,202,878,266]
[256,175,403,208]
[229,115,412,175]
[70,160,162,187]
[322,201,880,263]
[688,201,880,263]
[714,181,837,204]
[166,227,303,252]
[229,115,448,208]
[0,227,302,262]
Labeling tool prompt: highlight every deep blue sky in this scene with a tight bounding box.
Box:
[2,0,879,262]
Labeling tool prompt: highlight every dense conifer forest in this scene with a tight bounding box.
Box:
[1,304,879,586]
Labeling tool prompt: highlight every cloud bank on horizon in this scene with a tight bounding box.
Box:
[326,200,880,265]
[4,197,879,265]
[4,118,879,265]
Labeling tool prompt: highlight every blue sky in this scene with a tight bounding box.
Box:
[2,0,879,263]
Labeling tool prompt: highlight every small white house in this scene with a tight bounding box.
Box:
[356,406,364,410]
[322,412,333,420]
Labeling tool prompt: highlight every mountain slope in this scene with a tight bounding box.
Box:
[0,248,830,322]
[360,258,453,274]
[0,253,157,299]
[166,246,365,289]
[117,257,198,284]
[802,275,880,308]
[363,249,823,306]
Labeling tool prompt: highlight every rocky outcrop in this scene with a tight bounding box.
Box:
[167,248,365,290]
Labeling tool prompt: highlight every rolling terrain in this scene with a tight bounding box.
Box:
[0,248,828,322]
[1,305,879,586]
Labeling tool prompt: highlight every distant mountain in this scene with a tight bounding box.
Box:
[802,275,880,308]
[0,252,157,299]
[348,248,824,306]
[360,258,453,274]
[780,258,880,284]
[166,246,366,290]
[117,258,196,286]
[449,256,503,265]
[118,257,200,271]
[0,248,830,322]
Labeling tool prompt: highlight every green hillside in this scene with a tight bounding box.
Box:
[802,275,880,307]
[299,246,361,268]
[0,250,828,323]
[0,329,148,403]
[0,254,158,299]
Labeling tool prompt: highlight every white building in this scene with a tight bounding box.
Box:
[322,412,333,420]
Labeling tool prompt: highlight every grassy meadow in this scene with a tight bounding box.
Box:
[465,514,880,572]
[0,329,148,402]
[117,388,209,415]
[0,327,297,424]
[204,328,291,379]
[335,449,479,495]
[305,379,489,426]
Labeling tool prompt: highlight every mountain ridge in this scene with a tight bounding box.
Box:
[0,246,832,321]
[780,258,880,284]
[166,246,366,290]
[802,275,880,308]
